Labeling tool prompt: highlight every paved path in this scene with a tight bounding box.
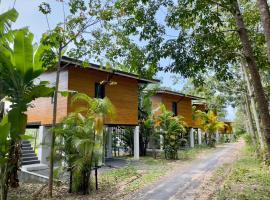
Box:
[126,141,244,200]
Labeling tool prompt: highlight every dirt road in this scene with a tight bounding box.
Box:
[125,140,244,200]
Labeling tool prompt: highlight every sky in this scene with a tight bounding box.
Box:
[0,0,235,120]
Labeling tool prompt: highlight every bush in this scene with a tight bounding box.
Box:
[243,134,253,146]
[179,138,188,147]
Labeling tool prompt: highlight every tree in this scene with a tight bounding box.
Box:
[256,0,270,62]
[155,104,186,159]
[195,110,225,147]
[55,93,115,194]
[0,116,10,200]
[0,28,53,190]
[138,85,157,156]
[108,0,270,161]
[37,0,119,195]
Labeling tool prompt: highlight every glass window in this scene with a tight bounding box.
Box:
[95,83,105,98]
[172,102,177,116]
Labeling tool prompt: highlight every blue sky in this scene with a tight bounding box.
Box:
[1,0,235,120]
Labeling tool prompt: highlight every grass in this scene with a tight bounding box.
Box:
[216,145,270,200]
[99,156,169,199]
[177,144,211,160]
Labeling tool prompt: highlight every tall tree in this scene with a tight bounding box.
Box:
[108,0,270,161]
[257,0,270,62]
[232,1,270,159]
[38,1,118,195]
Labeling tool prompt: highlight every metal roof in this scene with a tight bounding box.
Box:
[61,56,160,84]
[156,89,204,100]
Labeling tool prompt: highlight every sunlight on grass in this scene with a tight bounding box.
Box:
[178,145,211,160]
[217,146,270,200]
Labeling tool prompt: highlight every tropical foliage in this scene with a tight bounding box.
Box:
[0,8,53,199]
[55,93,115,194]
[194,110,226,147]
[155,104,186,160]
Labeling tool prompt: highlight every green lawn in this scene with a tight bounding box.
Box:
[216,146,270,200]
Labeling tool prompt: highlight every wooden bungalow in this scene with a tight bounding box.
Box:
[150,90,203,148]
[192,102,208,129]
[25,56,159,166]
[150,90,203,127]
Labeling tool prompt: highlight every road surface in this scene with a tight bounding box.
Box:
[125,140,244,200]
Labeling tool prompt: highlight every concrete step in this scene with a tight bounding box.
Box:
[22,149,35,154]
[22,160,40,165]
[22,153,36,158]
[21,143,31,147]
[22,157,38,162]
[21,163,48,171]
[22,146,33,151]
[22,140,31,144]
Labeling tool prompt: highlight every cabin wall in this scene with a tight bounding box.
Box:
[68,67,138,125]
[192,104,206,128]
[150,96,162,116]
[151,94,193,127]
[27,71,69,125]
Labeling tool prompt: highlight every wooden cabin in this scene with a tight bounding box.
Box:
[219,121,233,134]
[192,102,207,128]
[150,90,203,128]
[26,57,158,126]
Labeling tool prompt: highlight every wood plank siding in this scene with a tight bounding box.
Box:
[26,65,141,126]
[27,71,69,125]
[150,93,194,127]
[68,67,139,125]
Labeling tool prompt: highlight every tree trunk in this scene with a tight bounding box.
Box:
[241,61,264,149]
[244,95,258,148]
[48,48,63,197]
[257,0,270,62]
[233,1,270,159]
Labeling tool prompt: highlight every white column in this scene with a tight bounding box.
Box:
[38,126,51,165]
[215,131,219,143]
[107,127,112,158]
[134,126,140,160]
[160,135,164,150]
[198,128,202,145]
[189,128,194,148]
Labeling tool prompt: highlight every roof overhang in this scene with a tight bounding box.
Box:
[156,90,204,100]
[61,56,160,84]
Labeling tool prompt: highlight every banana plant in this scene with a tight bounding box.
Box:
[0,116,10,200]
[0,29,54,188]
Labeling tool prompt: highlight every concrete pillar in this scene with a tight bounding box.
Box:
[107,127,112,158]
[160,135,164,150]
[198,128,202,145]
[38,126,51,165]
[215,131,219,143]
[189,128,194,148]
[134,126,140,160]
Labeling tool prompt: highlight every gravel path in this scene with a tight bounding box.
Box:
[125,140,244,200]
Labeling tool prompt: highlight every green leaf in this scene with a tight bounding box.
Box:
[60,91,69,97]
[14,29,34,77]
[0,116,10,142]
[8,108,27,139]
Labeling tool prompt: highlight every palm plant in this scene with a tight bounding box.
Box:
[56,93,115,194]
[55,112,95,194]
[194,110,226,147]
[0,29,53,188]
[155,104,186,160]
